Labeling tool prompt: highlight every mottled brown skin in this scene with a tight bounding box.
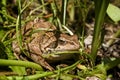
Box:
[12,19,80,70]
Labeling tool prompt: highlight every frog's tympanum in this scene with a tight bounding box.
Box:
[12,19,80,70]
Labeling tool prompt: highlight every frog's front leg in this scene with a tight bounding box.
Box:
[30,53,54,71]
[12,41,23,60]
[28,42,54,71]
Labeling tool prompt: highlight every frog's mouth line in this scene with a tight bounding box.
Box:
[42,50,80,58]
[41,50,80,62]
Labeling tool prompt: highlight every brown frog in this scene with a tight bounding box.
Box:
[12,19,80,70]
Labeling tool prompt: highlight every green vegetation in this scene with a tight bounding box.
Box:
[0,0,120,80]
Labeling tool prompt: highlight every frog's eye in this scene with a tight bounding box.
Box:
[58,40,67,45]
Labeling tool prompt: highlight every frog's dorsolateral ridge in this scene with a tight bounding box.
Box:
[12,19,80,70]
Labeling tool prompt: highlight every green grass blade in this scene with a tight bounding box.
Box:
[105,58,120,70]
[91,0,110,65]
[61,0,68,25]
[0,59,43,71]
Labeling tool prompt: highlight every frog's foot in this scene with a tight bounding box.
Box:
[30,53,54,71]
